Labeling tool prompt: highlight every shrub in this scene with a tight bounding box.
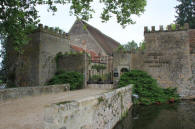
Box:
[91,64,106,72]
[47,71,83,90]
[90,75,102,82]
[163,88,179,101]
[89,74,111,83]
[118,70,179,105]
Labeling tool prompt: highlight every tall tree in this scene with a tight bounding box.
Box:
[124,40,138,52]
[117,40,138,52]
[0,0,146,52]
[175,0,195,29]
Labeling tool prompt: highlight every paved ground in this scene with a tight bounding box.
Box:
[0,88,108,129]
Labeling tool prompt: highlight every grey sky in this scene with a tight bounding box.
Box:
[37,0,179,44]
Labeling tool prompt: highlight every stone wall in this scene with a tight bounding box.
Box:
[57,54,87,73]
[189,29,195,54]
[7,24,70,87]
[113,52,131,82]
[130,25,194,97]
[130,51,145,70]
[0,84,70,101]
[39,28,70,85]
[44,85,133,129]
[7,32,40,87]
[87,84,115,89]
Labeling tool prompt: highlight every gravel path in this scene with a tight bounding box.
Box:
[0,88,107,129]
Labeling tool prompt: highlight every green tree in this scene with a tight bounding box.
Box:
[117,40,138,52]
[175,0,195,29]
[139,40,146,50]
[0,0,146,52]
[124,40,138,52]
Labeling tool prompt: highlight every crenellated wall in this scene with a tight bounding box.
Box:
[7,24,70,87]
[130,23,195,97]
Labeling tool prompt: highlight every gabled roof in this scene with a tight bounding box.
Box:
[70,20,121,55]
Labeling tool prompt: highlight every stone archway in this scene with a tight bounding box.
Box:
[120,68,129,76]
[120,68,129,73]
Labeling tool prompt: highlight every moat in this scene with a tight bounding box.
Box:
[114,100,195,129]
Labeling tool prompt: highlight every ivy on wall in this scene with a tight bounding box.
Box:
[118,70,179,105]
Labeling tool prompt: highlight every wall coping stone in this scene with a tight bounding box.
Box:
[0,84,70,101]
[87,84,115,90]
[32,24,70,39]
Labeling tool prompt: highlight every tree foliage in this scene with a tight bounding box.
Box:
[117,40,146,52]
[117,40,138,52]
[175,0,195,29]
[0,0,146,52]
[118,70,179,105]
[138,40,145,50]
[124,40,138,52]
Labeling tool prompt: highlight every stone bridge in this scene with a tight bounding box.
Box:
[0,88,108,129]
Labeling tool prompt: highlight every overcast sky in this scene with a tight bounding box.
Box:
[37,0,179,45]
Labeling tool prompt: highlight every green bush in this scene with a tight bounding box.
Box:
[90,75,102,82]
[118,70,179,105]
[91,64,106,72]
[47,71,84,90]
[89,74,111,82]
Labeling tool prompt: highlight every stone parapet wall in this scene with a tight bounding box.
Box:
[35,24,69,39]
[44,85,133,129]
[87,84,115,89]
[144,23,189,33]
[0,84,70,101]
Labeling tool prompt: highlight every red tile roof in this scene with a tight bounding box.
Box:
[70,45,100,61]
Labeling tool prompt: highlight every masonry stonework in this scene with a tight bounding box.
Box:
[113,52,131,83]
[0,84,70,101]
[44,85,133,129]
[7,25,70,87]
[39,31,70,85]
[57,54,87,73]
[130,26,195,97]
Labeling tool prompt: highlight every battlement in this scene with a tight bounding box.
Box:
[34,24,70,39]
[144,23,189,33]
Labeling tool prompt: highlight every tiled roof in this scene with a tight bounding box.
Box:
[71,45,84,53]
[81,21,120,55]
[70,45,100,61]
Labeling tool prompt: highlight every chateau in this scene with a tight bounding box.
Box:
[7,20,195,97]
